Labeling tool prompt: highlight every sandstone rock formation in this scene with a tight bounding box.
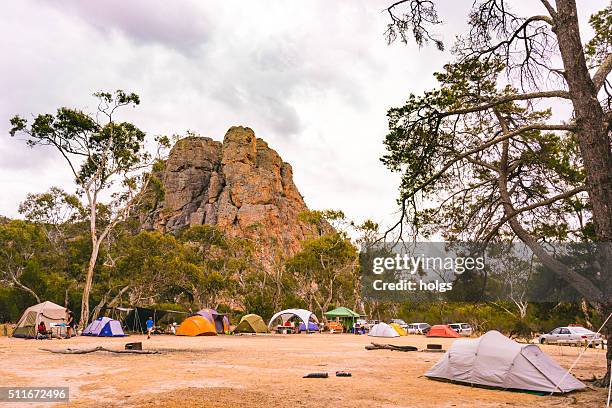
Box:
[143,126,325,257]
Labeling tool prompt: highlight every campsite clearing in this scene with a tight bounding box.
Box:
[0,334,607,407]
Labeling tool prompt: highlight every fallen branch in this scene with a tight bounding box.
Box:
[40,346,161,355]
[365,343,418,352]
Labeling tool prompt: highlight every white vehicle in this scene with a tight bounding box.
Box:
[364,320,379,331]
[390,319,408,329]
[539,326,604,346]
[449,323,473,336]
[407,322,431,334]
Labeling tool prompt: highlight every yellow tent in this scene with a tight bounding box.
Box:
[390,322,407,336]
[176,315,217,336]
[234,314,268,333]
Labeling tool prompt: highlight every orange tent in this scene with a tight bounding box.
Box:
[176,315,217,336]
[426,324,460,338]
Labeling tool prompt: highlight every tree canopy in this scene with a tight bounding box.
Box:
[383,0,612,385]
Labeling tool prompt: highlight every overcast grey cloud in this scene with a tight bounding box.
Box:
[43,0,213,53]
[0,1,606,229]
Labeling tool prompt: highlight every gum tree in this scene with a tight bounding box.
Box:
[286,232,358,318]
[0,220,49,303]
[383,1,612,385]
[10,90,168,327]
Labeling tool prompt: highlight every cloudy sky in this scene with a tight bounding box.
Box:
[0,1,605,229]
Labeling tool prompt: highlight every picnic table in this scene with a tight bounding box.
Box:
[49,323,67,338]
[275,325,294,334]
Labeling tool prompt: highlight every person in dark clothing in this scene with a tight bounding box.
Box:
[66,310,76,338]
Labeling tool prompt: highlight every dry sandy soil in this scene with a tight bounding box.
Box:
[0,333,608,408]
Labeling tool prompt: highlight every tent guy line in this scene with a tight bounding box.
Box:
[551,312,612,395]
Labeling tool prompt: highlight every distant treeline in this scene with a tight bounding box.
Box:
[1,214,603,337]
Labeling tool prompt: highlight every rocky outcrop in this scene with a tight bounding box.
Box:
[143,126,325,256]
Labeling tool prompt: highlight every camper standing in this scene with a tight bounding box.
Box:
[146,317,154,339]
[66,310,75,338]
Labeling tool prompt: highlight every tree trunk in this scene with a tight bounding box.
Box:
[554,0,612,385]
[581,299,593,330]
[90,285,130,322]
[80,241,100,328]
[353,261,366,315]
[594,303,612,387]
[495,112,603,300]
[605,307,612,386]
[554,0,612,243]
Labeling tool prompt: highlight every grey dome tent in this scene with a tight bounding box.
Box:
[368,322,400,338]
[425,330,585,393]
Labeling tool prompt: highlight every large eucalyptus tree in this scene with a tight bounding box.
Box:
[10,90,168,327]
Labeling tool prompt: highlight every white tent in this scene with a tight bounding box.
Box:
[267,308,319,330]
[426,330,585,393]
[368,322,400,338]
[13,301,67,338]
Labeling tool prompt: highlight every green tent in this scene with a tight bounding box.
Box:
[324,307,360,329]
[234,314,268,333]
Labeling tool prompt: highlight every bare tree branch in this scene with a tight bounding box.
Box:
[593,53,612,92]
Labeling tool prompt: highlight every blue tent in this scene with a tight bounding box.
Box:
[82,317,126,337]
[298,322,319,332]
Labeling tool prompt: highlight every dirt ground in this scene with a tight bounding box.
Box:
[0,333,608,408]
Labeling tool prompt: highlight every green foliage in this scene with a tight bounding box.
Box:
[382,55,590,242]
[10,91,147,188]
[0,214,602,333]
[585,4,612,66]
[19,187,85,225]
[0,220,81,320]
[286,232,358,316]
[383,59,504,199]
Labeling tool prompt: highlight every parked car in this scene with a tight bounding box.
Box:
[364,320,380,331]
[539,326,604,346]
[407,323,431,334]
[390,319,408,329]
[449,323,473,336]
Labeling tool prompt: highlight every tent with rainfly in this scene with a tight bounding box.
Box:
[82,317,126,337]
[368,322,400,338]
[234,314,268,334]
[196,309,229,334]
[427,324,460,338]
[298,321,320,332]
[13,301,67,338]
[426,330,585,393]
[176,315,217,336]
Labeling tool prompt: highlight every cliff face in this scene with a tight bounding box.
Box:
[144,126,322,256]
